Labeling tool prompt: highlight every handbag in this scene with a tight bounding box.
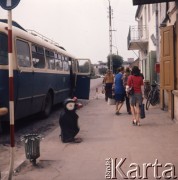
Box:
[128,87,134,95]
[140,103,145,119]
[128,77,134,95]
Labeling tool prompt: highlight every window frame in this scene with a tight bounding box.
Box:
[45,49,55,70]
[32,44,46,69]
[0,33,8,65]
[55,53,63,71]
[63,56,69,71]
[16,39,31,68]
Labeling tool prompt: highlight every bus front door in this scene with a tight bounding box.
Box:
[73,59,91,100]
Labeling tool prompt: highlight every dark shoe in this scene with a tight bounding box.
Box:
[62,137,82,143]
[128,112,132,115]
[115,112,121,115]
[72,138,83,143]
[62,138,75,143]
[105,96,108,102]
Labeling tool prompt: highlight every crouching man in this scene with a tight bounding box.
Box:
[59,97,82,143]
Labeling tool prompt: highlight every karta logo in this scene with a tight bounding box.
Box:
[105,158,177,179]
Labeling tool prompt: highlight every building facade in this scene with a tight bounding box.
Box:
[129,0,178,121]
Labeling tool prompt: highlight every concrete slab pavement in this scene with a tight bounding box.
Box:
[9,90,178,180]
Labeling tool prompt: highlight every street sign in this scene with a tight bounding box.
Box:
[0,0,20,10]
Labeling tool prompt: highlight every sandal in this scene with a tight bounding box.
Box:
[132,119,136,125]
[137,122,141,126]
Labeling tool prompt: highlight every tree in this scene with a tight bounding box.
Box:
[107,54,124,74]
[90,64,95,77]
[99,67,107,75]
[78,61,90,73]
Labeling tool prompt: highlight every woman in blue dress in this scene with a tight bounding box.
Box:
[114,67,126,115]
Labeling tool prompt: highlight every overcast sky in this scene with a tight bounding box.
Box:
[0,0,138,64]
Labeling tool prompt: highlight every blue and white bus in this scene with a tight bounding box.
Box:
[0,20,91,124]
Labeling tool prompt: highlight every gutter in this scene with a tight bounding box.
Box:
[135,5,142,20]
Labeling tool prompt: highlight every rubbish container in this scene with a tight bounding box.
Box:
[21,134,42,165]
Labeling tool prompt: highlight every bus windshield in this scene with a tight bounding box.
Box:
[0,33,8,65]
[77,59,90,73]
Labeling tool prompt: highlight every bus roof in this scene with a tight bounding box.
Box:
[0,20,76,59]
[0,19,26,31]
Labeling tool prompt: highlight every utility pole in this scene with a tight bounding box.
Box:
[0,1,21,179]
[112,45,118,55]
[108,0,112,72]
[155,3,160,83]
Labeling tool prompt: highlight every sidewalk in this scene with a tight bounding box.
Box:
[7,89,178,179]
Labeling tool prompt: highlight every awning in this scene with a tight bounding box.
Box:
[133,0,175,5]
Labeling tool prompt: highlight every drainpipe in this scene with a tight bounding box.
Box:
[155,3,159,62]
[155,3,159,83]
[135,16,143,75]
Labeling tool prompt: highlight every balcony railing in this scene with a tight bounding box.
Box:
[127,25,148,50]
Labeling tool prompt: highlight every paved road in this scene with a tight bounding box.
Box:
[0,78,103,179]
[7,82,178,179]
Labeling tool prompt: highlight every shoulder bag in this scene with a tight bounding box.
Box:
[128,76,134,95]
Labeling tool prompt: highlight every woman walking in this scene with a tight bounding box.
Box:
[127,66,144,126]
[114,67,125,115]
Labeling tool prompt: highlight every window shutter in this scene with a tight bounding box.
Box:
[160,25,175,90]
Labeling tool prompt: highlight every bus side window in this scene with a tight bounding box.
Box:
[0,33,8,65]
[63,56,69,71]
[55,53,63,71]
[45,49,55,70]
[54,53,59,70]
[77,59,90,73]
[16,40,31,67]
[61,55,65,71]
[32,45,45,69]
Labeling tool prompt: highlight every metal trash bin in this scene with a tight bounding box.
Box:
[21,134,42,165]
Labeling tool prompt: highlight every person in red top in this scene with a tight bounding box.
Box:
[126,66,144,126]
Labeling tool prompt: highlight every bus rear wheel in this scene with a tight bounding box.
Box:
[42,92,53,118]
